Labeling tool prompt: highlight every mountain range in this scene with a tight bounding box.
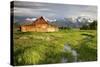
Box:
[14,16,95,28]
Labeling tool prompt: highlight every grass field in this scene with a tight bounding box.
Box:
[13,29,97,65]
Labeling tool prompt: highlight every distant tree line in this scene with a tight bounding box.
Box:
[80,20,97,30]
[59,27,72,30]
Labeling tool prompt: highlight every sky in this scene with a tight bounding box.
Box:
[12,1,97,20]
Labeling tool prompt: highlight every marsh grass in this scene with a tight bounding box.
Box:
[13,29,97,65]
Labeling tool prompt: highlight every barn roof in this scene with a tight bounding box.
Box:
[32,16,49,25]
[21,16,58,27]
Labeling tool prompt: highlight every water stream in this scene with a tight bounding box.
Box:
[61,34,94,63]
[61,43,78,63]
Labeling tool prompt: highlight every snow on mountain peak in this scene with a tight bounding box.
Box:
[25,17,56,22]
[25,18,37,21]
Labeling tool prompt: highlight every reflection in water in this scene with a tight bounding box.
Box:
[61,57,68,63]
[72,50,77,61]
[63,44,71,52]
[61,44,78,63]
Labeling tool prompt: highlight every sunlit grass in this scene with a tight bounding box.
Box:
[13,29,97,65]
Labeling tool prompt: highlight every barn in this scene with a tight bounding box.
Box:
[20,16,59,32]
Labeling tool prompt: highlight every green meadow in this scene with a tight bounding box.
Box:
[13,29,97,65]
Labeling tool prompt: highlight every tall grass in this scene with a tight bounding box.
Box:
[13,29,97,65]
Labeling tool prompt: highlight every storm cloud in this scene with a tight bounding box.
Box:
[12,1,97,19]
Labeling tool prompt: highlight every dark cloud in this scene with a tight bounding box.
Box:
[12,1,97,19]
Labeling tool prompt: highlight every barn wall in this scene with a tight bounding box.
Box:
[21,24,59,32]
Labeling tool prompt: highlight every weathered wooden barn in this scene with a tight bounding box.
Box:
[20,16,59,32]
